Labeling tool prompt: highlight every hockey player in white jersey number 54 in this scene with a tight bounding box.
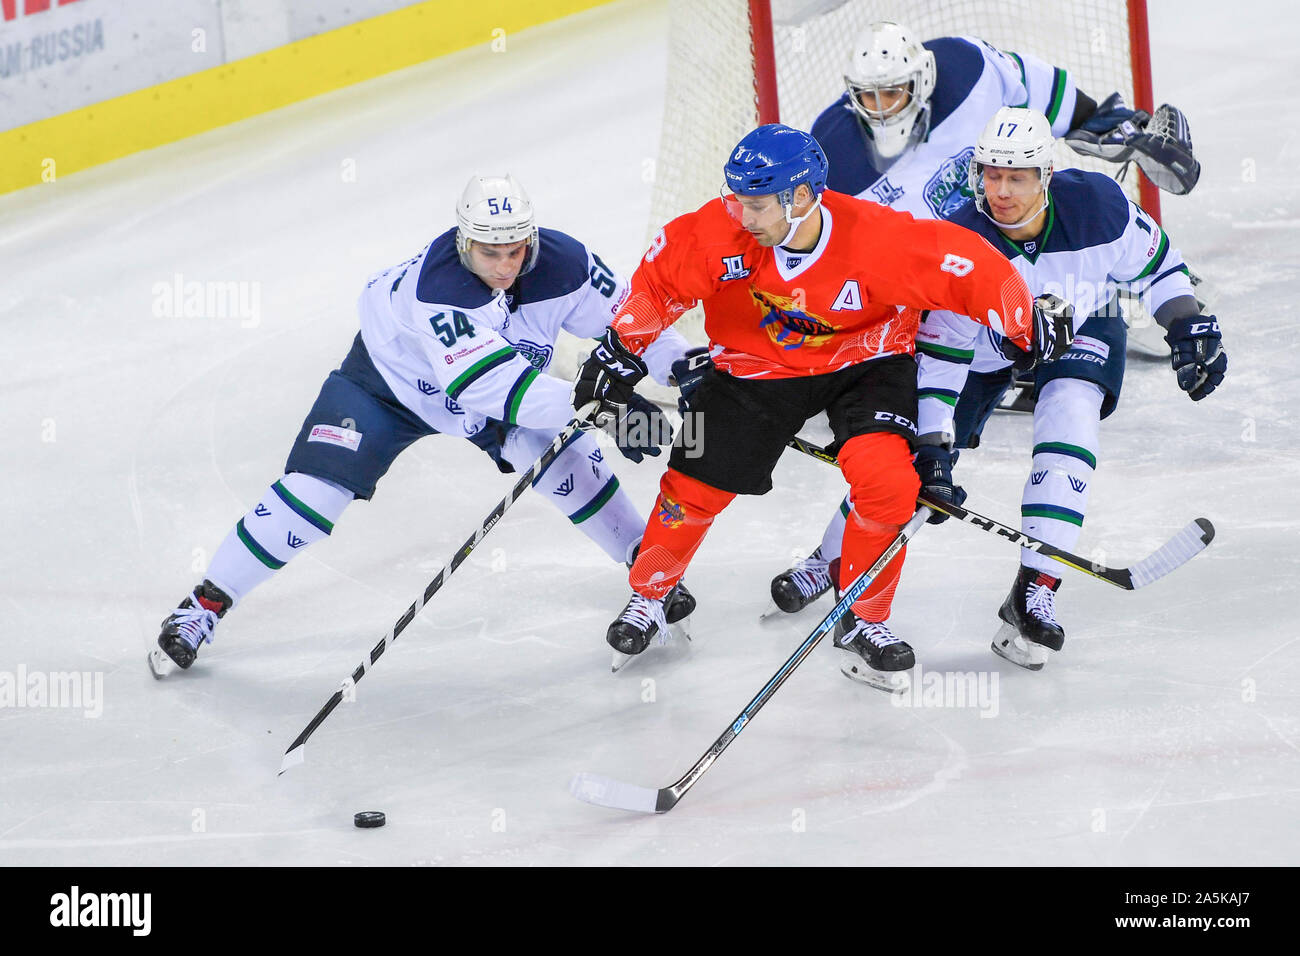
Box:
[153,175,693,673]
[914,108,1226,670]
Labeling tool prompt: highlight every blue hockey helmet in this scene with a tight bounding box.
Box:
[723,124,828,205]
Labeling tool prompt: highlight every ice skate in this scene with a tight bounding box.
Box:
[990,566,1064,670]
[769,548,835,614]
[605,590,676,671]
[151,580,232,677]
[836,619,914,693]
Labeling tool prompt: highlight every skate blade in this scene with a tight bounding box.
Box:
[609,622,689,674]
[990,623,1049,671]
[758,601,784,622]
[147,648,176,680]
[837,651,911,694]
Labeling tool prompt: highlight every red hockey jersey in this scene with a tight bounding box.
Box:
[613,190,1035,378]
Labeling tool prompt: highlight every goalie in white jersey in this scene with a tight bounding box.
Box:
[767,19,1202,618]
[915,108,1225,668]
[153,175,692,672]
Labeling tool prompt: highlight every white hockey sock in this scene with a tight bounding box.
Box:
[818,495,852,563]
[1020,379,1102,576]
[205,473,354,602]
[504,427,643,564]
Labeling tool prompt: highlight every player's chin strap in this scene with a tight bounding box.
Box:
[777,193,822,247]
[976,189,1050,231]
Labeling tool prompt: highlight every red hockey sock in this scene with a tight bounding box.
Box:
[629,468,735,599]
[836,433,920,621]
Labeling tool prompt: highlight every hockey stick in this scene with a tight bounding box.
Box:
[569,508,930,814]
[278,403,598,775]
[782,435,1215,590]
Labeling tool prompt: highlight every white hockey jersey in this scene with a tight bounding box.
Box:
[914,170,1195,439]
[811,35,1079,220]
[357,227,684,438]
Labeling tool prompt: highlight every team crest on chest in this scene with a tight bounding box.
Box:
[924,146,976,219]
[751,289,836,350]
[719,254,750,281]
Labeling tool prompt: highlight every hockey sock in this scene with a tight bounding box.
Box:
[504,426,644,564]
[817,494,852,563]
[205,473,354,602]
[629,468,735,599]
[837,433,920,621]
[1020,378,1102,575]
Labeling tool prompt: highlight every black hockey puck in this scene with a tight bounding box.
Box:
[353,811,386,829]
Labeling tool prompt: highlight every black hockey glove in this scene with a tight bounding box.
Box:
[615,393,675,463]
[573,327,648,429]
[669,345,712,415]
[1165,314,1227,401]
[1032,294,1074,365]
[1002,294,1074,371]
[914,439,967,525]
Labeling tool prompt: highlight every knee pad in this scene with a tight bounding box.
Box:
[838,433,920,526]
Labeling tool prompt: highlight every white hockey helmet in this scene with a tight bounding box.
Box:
[844,21,937,160]
[968,107,1055,227]
[455,174,540,275]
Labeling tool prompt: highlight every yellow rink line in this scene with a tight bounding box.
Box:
[0,0,611,195]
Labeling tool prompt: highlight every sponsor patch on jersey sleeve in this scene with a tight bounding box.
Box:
[307,424,363,451]
[1069,335,1110,360]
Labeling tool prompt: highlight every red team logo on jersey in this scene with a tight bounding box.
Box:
[751,289,837,351]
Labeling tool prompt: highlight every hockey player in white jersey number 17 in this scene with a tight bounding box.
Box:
[769,19,1202,617]
[153,175,693,673]
[915,108,1226,669]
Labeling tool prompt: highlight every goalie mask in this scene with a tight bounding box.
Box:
[969,107,1054,229]
[455,174,540,275]
[844,21,937,162]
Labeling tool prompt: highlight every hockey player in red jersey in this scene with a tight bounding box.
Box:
[573,124,1072,687]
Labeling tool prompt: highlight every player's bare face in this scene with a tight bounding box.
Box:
[469,240,529,289]
[732,194,788,245]
[982,167,1044,226]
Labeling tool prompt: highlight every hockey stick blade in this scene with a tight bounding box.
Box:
[1125,516,1216,589]
[568,771,671,814]
[921,495,1215,590]
[782,435,1215,591]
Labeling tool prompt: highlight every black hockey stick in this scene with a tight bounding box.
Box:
[279,403,598,774]
[569,508,930,813]
[783,434,1215,590]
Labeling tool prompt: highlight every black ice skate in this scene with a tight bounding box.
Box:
[769,548,836,613]
[664,579,696,625]
[991,566,1065,671]
[628,544,695,626]
[836,619,914,693]
[150,580,232,677]
[607,587,695,674]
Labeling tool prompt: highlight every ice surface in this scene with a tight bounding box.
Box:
[1,0,1297,866]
